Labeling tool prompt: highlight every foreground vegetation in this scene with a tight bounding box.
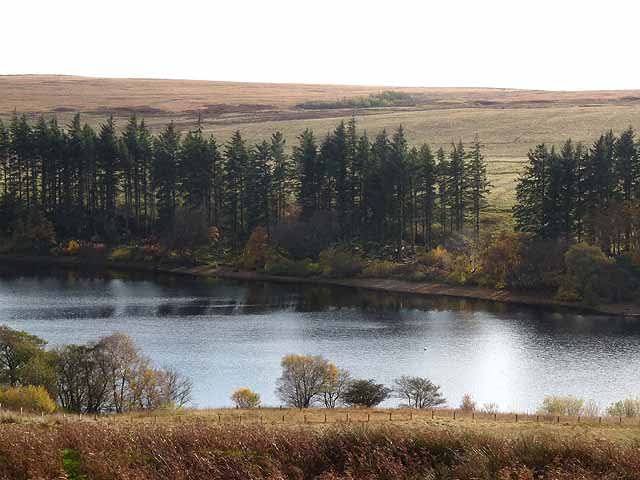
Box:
[2,419,640,479]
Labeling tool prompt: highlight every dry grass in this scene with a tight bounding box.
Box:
[4,75,640,208]
[7,407,640,443]
[1,409,640,479]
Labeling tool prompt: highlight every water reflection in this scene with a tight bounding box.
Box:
[0,265,639,411]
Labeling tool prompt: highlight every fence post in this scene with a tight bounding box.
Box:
[324,413,327,424]
[218,413,221,423]
[494,413,497,421]
[557,416,560,424]
[390,411,393,421]
[599,417,602,425]
[515,414,518,422]
[282,414,285,423]
[453,410,456,420]
[346,412,349,423]
[410,411,413,421]
[577,416,580,424]
[367,413,370,422]
[536,415,539,423]
[472,412,474,420]
[304,415,307,424]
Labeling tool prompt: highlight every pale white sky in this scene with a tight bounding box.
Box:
[3,0,639,90]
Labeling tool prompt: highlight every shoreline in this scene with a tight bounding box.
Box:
[1,254,639,317]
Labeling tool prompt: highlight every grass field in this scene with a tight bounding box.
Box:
[4,74,640,207]
[2,408,640,478]
[7,407,640,443]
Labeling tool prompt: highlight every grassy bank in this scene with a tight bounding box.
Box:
[2,411,640,479]
[2,254,639,317]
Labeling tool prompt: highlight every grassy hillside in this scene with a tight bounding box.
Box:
[3,75,640,207]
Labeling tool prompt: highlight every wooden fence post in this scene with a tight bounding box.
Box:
[324,413,327,424]
[453,410,456,420]
[389,411,392,421]
[367,413,370,422]
[515,414,518,422]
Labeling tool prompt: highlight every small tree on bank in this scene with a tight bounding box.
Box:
[341,379,391,408]
[276,354,334,408]
[231,387,261,408]
[393,376,446,409]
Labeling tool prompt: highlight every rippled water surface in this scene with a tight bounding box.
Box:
[1,266,639,411]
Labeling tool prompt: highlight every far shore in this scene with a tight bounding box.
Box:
[1,254,639,317]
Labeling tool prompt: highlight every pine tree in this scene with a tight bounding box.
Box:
[247,141,272,234]
[152,122,180,234]
[448,141,468,233]
[418,143,437,249]
[270,131,290,224]
[223,131,249,252]
[435,147,449,235]
[615,127,636,202]
[513,144,552,237]
[96,116,120,227]
[468,136,490,244]
[293,129,319,220]
[390,126,409,255]
[352,130,370,240]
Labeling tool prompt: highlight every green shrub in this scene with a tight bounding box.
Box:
[0,385,56,414]
[318,246,363,277]
[537,395,584,416]
[264,250,320,277]
[558,242,633,304]
[607,398,640,417]
[362,260,400,277]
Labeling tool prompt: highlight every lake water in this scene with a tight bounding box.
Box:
[0,265,639,412]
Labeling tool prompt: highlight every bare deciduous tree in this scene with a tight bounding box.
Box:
[276,354,334,408]
[394,376,446,409]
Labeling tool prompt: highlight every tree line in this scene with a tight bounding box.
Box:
[0,113,490,254]
[0,325,192,414]
[514,128,640,255]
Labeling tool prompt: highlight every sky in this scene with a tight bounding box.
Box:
[3,0,639,91]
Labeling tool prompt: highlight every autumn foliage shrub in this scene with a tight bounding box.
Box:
[0,385,56,414]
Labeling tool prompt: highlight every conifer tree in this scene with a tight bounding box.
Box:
[468,136,490,244]
[96,116,120,224]
[270,131,290,224]
[294,129,319,220]
[436,147,449,233]
[247,141,272,234]
[418,143,436,249]
[513,144,552,237]
[152,122,180,234]
[223,130,249,252]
